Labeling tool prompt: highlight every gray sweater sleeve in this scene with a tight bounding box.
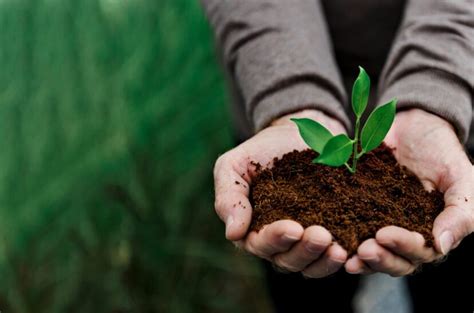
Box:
[200,0,351,132]
[377,0,474,143]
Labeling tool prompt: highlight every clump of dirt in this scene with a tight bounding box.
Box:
[249,144,444,255]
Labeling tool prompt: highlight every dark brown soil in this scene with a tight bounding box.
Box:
[249,144,444,255]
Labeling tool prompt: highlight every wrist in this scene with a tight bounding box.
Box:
[394,108,456,134]
[270,109,347,134]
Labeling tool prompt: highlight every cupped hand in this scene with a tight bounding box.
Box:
[346,109,474,276]
[214,110,348,278]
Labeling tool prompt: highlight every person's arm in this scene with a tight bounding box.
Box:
[214,109,349,278]
[346,1,474,276]
[200,0,351,133]
[377,0,474,142]
[203,0,353,279]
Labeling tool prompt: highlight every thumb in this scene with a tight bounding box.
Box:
[215,191,252,241]
[433,165,474,255]
[433,206,473,255]
[214,152,253,241]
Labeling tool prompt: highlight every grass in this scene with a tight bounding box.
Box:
[0,0,272,312]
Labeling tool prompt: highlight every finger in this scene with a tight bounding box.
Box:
[345,255,374,275]
[433,169,474,255]
[358,239,416,277]
[376,226,439,264]
[214,151,253,241]
[244,220,304,259]
[433,207,473,255]
[272,226,332,272]
[302,243,347,278]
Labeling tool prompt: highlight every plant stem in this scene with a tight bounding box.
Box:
[351,117,361,173]
[344,162,355,173]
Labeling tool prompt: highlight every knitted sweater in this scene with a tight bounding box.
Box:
[202,0,474,145]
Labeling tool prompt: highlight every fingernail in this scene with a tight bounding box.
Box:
[378,241,396,249]
[305,241,326,253]
[281,234,299,244]
[440,231,454,255]
[363,255,380,263]
[225,216,234,236]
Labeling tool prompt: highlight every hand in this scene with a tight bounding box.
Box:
[214,110,349,278]
[345,108,474,276]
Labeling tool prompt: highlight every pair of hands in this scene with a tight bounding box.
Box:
[214,108,474,278]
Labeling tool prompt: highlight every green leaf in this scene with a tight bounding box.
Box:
[360,99,397,153]
[313,134,353,167]
[352,66,371,118]
[291,118,333,153]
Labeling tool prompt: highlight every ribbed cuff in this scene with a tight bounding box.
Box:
[252,82,352,133]
[378,70,472,143]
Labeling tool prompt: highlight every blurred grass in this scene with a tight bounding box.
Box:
[0,0,272,312]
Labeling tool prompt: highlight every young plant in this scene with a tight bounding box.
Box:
[291,66,396,174]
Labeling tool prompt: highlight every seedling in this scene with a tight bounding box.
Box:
[291,67,396,174]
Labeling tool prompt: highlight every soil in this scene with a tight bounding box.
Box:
[249,144,445,255]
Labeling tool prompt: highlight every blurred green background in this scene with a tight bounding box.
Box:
[0,0,272,312]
